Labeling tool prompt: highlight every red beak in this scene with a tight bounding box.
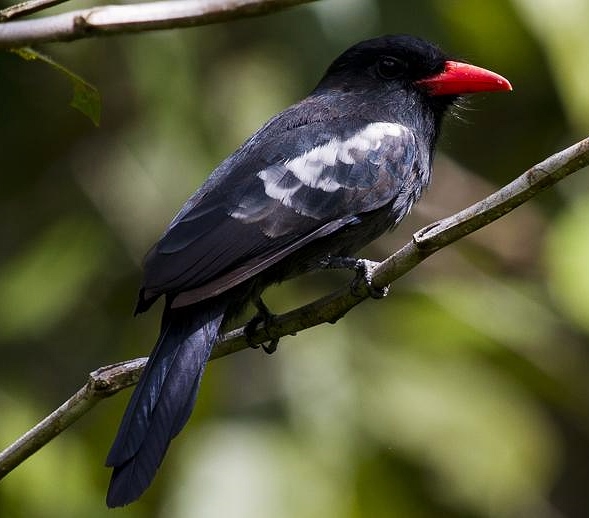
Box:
[417,61,512,96]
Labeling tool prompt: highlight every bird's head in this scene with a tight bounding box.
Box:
[315,34,511,114]
[312,34,511,152]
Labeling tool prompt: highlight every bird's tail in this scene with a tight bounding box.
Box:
[105,299,227,507]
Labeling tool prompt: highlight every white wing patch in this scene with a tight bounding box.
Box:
[257,122,404,207]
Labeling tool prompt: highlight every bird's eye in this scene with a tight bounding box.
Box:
[376,56,406,80]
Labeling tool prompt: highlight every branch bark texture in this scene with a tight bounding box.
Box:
[0,0,318,47]
[1,136,588,480]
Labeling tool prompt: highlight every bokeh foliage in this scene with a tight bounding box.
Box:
[1,1,588,517]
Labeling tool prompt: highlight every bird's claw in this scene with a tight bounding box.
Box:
[321,255,389,299]
[352,259,389,299]
[245,298,280,354]
[261,338,279,354]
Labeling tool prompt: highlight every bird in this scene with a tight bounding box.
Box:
[105,34,512,507]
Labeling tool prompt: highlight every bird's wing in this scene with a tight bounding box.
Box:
[140,118,418,307]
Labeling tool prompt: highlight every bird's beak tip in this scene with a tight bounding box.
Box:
[418,61,512,96]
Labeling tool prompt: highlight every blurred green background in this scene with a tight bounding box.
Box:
[1,0,589,516]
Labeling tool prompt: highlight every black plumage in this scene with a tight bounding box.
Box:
[105,34,511,507]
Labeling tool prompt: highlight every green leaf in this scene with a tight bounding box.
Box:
[11,46,101,126]
[69,78,101,126]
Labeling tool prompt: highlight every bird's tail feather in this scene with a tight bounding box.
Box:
[105,299,227,507]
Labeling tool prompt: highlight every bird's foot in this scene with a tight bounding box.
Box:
[245,298,279,354]
[321,255,389,299]
[352,259,389,299]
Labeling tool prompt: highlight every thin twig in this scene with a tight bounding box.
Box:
[0,0,318,48]
[0,0,71,22]
[1,136,588,480]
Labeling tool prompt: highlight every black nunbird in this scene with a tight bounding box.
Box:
[105,35,511,506]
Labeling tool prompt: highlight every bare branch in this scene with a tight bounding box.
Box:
[1,136,588,480]
[0,0,318,48]
[0,0,71,22]
[217,135,589,356]
[0,359,145,477]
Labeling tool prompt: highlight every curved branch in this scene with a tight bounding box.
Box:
[1,136,588,479]
[0,0,318,48]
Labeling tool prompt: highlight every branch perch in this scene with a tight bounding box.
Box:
[0,0,318,47]
[1,136,588,479]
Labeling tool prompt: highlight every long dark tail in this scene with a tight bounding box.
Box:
[105,299,227,507]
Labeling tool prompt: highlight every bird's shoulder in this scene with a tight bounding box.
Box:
[138,96,422,309]
[180,96,418,216]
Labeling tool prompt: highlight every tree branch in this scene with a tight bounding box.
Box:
[1,136,588,480]
[0,0,318,48]
[0,0,71,22]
